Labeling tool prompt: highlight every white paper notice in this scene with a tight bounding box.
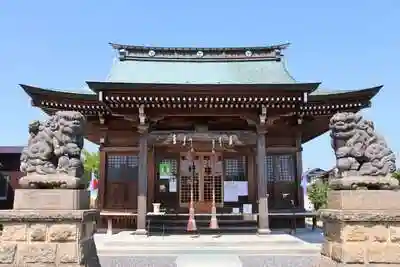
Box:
[223,181,238,202]
[236,181,248,196]
[232,208,240,214]
[169,179,177,193]
[243,204,252,214]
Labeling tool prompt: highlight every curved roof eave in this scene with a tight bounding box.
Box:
[309,86,382,102]
[20,84,97,101]
[86,81,320,93]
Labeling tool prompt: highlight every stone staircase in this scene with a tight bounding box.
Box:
[147,214,258,234]
[95,231,323,256]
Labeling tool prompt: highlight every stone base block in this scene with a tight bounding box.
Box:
[318,190,400,266]
[328,190,400,210]
[0,209,99,266]
[13,189,89,210]
[329,176,398,190]
[257,228,272,235]
[19,174,83,189]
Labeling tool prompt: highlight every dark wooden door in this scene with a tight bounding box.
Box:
[154,152,180,211]
[104,154,138,210]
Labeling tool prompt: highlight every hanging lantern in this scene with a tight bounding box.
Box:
[212,139,216,153]
[229,135,233,146]
[219,136,222,147]
[183,135,187,146]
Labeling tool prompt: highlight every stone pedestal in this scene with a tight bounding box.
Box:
[14,189,89,210]
[317,190,400,266]
[0,189,100,267]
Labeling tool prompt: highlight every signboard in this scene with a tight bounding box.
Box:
[159,163,172,179]
[169,179,177,192]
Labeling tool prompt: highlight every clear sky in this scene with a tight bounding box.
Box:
[0,0,399,171]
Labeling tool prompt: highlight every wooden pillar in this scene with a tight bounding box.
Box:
[295,131,304,209]
[247,153,256,203]
[257,127,270,234]
[98,119,107,210]
[147,146,155,211]
[136,132,148,234]
[98,149,106,210]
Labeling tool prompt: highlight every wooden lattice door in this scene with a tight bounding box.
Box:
[179,154,200,205]
[202,154,223,205]
[179,152,223,212]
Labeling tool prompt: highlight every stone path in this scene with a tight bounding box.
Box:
[95,229,323,266]
[99,255,319,267]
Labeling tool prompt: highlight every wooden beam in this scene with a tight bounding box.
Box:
[266,147,298,153]
[101,147,140,153]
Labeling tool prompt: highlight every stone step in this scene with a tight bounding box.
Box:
[97,244,321,256]
[102,239,304,247]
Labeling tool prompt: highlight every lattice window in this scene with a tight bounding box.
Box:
[107,155,139,181]
[265,155,274,182]
[0,174,9,200]
[276,154,295,181]
[224,157,247,181]
[126,156,139,180]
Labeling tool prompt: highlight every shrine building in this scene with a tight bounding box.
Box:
[21,42,381,233]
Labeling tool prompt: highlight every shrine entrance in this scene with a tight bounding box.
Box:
[179,152,223,213]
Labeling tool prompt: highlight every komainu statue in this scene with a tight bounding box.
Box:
[19,111,86,189]
[329,112,398,190]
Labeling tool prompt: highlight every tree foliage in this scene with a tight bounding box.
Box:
[392,170,400,182]
[307,179,329,210]
[81,149,100,186]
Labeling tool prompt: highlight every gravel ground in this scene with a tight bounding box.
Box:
[99,255,319,267]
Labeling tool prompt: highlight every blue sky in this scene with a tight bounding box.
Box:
[0,0,399,171]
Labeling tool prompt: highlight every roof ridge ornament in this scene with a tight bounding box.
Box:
[148,50,156,57]
[109,42,290,62]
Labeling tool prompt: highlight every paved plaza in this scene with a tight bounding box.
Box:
[96,229,323,266]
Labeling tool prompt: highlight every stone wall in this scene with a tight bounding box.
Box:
[321,220,400,264]
[0,210,99,266]
[318,190,400,266]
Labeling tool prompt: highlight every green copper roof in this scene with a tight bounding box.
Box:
[106,59,296,84]
[106,43,297,84]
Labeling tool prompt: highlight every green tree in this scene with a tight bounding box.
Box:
[81,149,100,187]
[392,170,400,182]
[307,179,329,210]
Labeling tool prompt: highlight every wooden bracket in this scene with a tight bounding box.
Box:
[259,105,267,125]
[240,115,257,126]
[98,113,105,125]
[256,125,267,134]
[139,104,146,125]
[297,114,304,125]
[137,104,149,134]
[99,126,108,146]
